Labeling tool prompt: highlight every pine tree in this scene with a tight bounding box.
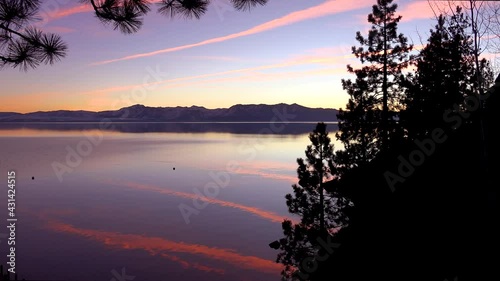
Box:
[336,0,412,168]
[403,7,493,139]
[276,123,351,280]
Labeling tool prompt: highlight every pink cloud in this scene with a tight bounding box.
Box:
[179,55,245,62]
[353,1,447,25]
[91,0,374,65]
[289,45,356,65]
[399,1,438,22]
[43,4,93,22]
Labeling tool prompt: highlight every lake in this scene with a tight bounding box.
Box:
[0,122,339,281]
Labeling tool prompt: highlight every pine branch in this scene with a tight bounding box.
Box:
[0,23,67,70]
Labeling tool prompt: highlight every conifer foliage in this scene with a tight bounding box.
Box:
[403,7,493,139]
[277,123,351,280]
[336,0,412,168]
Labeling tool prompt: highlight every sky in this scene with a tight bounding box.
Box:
[0,0,476,113]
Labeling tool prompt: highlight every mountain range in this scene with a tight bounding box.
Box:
[0,103,338,122]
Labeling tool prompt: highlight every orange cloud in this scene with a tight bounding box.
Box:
[114,181,294,224]
[47,220,283,274]
[85,60,320,95]
[77,66,347,111]
[285,46,357,67]
[0,91,76,113]
[0,62,347,113]
[85,48,355,96]
[156,67,347,91]
[91,0,374,65]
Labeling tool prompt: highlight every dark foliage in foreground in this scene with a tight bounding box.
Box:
[276,1,498,280]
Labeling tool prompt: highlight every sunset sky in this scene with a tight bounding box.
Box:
[0,0,465,113]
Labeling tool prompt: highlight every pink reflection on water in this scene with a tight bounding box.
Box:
[46,220,283,274]
[112,180,298,224]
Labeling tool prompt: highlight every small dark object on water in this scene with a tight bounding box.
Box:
[173,167,175,170]
[32,176,34,180]
[269,240,280,249]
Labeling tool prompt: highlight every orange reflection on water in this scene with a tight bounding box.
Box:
[230,160,298,183]
[160,253,226,275]
[117,181,295,224]
[47,220,283,274]
[234,167,297,183]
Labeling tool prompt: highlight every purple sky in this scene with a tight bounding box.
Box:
[0,0,464,113]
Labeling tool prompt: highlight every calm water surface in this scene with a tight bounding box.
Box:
[0,123,339,281]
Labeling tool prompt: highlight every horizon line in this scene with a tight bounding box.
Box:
[0,102,339,114]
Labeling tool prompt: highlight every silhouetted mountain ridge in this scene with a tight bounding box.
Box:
[0,103,338,122]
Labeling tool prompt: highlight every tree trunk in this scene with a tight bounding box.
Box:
[382,4,389,150]
[319,145,325,233]
[470,0,489,175]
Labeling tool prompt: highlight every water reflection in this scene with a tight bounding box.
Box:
[0,122,339,281]
[0,122,338,135]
